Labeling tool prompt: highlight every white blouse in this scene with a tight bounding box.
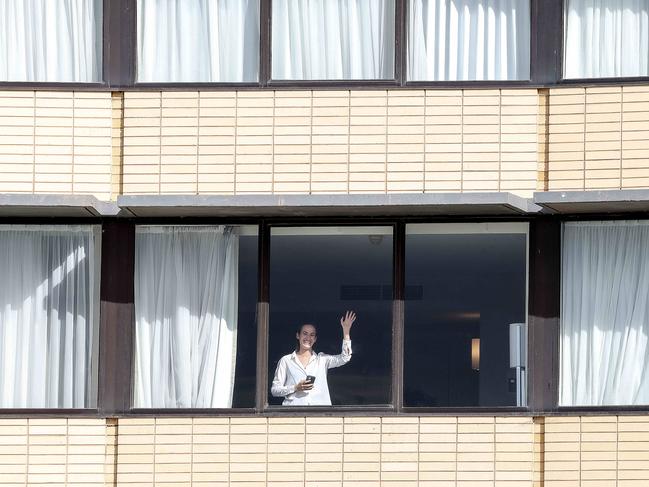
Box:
[271,340,352,406]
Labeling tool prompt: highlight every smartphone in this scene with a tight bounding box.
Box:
[305,375,315,385]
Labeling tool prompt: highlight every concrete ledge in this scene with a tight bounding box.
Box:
[0,194,120,217]
[534,189,649,214]
[118,193,541,218]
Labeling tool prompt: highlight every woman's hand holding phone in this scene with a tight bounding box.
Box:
[295,378,314,392]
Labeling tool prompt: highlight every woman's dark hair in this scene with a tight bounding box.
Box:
[295,323,317,352]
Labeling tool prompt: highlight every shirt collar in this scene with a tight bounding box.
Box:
[290,350,316,365]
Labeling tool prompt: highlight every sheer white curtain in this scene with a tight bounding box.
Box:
[272,0,395,80]
[0,226,98,408]
[564,0,649,78]
[137,0,259,82]
[0,0,102,82]
[561,221,649,406]
[134,226,239,408]
[408,0,530,81]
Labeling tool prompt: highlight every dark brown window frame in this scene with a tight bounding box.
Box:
[2,214,649,417]
[0,215,548,418]
[8,0,649,91]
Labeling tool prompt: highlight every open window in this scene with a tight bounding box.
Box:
[268,226,393,406]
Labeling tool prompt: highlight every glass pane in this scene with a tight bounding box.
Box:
[404,224,527,407]
[272,0,395,80]
[408,0,531,81]
[137,0,260,82]
[564,0,649,78]
[560,221,649,406]
[0,225,100,408]
[0,0,102,82]
[269,226,393,406]
[133,225,258,408]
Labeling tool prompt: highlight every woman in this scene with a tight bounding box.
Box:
[271,311,356,406]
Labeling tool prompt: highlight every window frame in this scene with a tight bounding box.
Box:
[264,222,398,410]
[6,0,649,89]
[403,0,534,85]
[557,216,649,411]
[559,0,649,84]
[401,222,531,411]
[0,0,581,90]
[7,214,649,417]
[0,219,103,415]
[111,215,543,418]
[0,0,110,89]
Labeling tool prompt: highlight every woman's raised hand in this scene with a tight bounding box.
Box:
[340,310,356,339]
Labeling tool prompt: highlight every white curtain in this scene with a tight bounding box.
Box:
[0,226,98,408]
[564,0,649,78]
[0,0,102,82]
[408,0,530,81]
[561,221,649,406]
[137,0,259,82]
[134,226,239,408]
[272,0,395,80]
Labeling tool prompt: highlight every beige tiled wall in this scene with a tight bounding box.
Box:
[0,418,108,486]
[547,86,649,191]
[0,416,536,487]
[120,89,539,197]
[2,87,649,200]
[0,91,113,200]
[0,415,649,486]
[544,415,649,487]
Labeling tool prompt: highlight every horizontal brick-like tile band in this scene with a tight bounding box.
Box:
[547,85,649,191]
[121,89,540,198]
[0,416,647,485]
[0,91,113,200]
[1,86,649,199]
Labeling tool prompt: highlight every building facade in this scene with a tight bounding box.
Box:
[0,0,649,486]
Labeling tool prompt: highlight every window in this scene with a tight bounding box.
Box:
[133,225,258,408]
[404,223,528,407]
[0,0,102,82]
[560,221,649,406]
[0,225,100,408]
[137,0,260,82]
[407,0,531,81]
[271,0,396,80]
[268,226,393,406]
[564,0,649,79]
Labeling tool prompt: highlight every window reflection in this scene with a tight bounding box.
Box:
[404,223,528,407]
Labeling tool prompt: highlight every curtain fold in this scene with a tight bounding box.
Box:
[134,226,239,408]
[272,0,395,80]
[0,225,97,408]
[561,221,649,406]
[0,0,102,82]
[137,0,259,82]
[408,0,530,81]
[564,0,649,78]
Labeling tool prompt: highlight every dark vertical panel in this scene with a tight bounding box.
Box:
[530,0,563,84]
[256,222,270,410]
[104,0,137,88]
[259,0,272,86]
[98,222,135,415]
[528,218,561,413]
[393,222,405,410]
[395,0,406,85]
